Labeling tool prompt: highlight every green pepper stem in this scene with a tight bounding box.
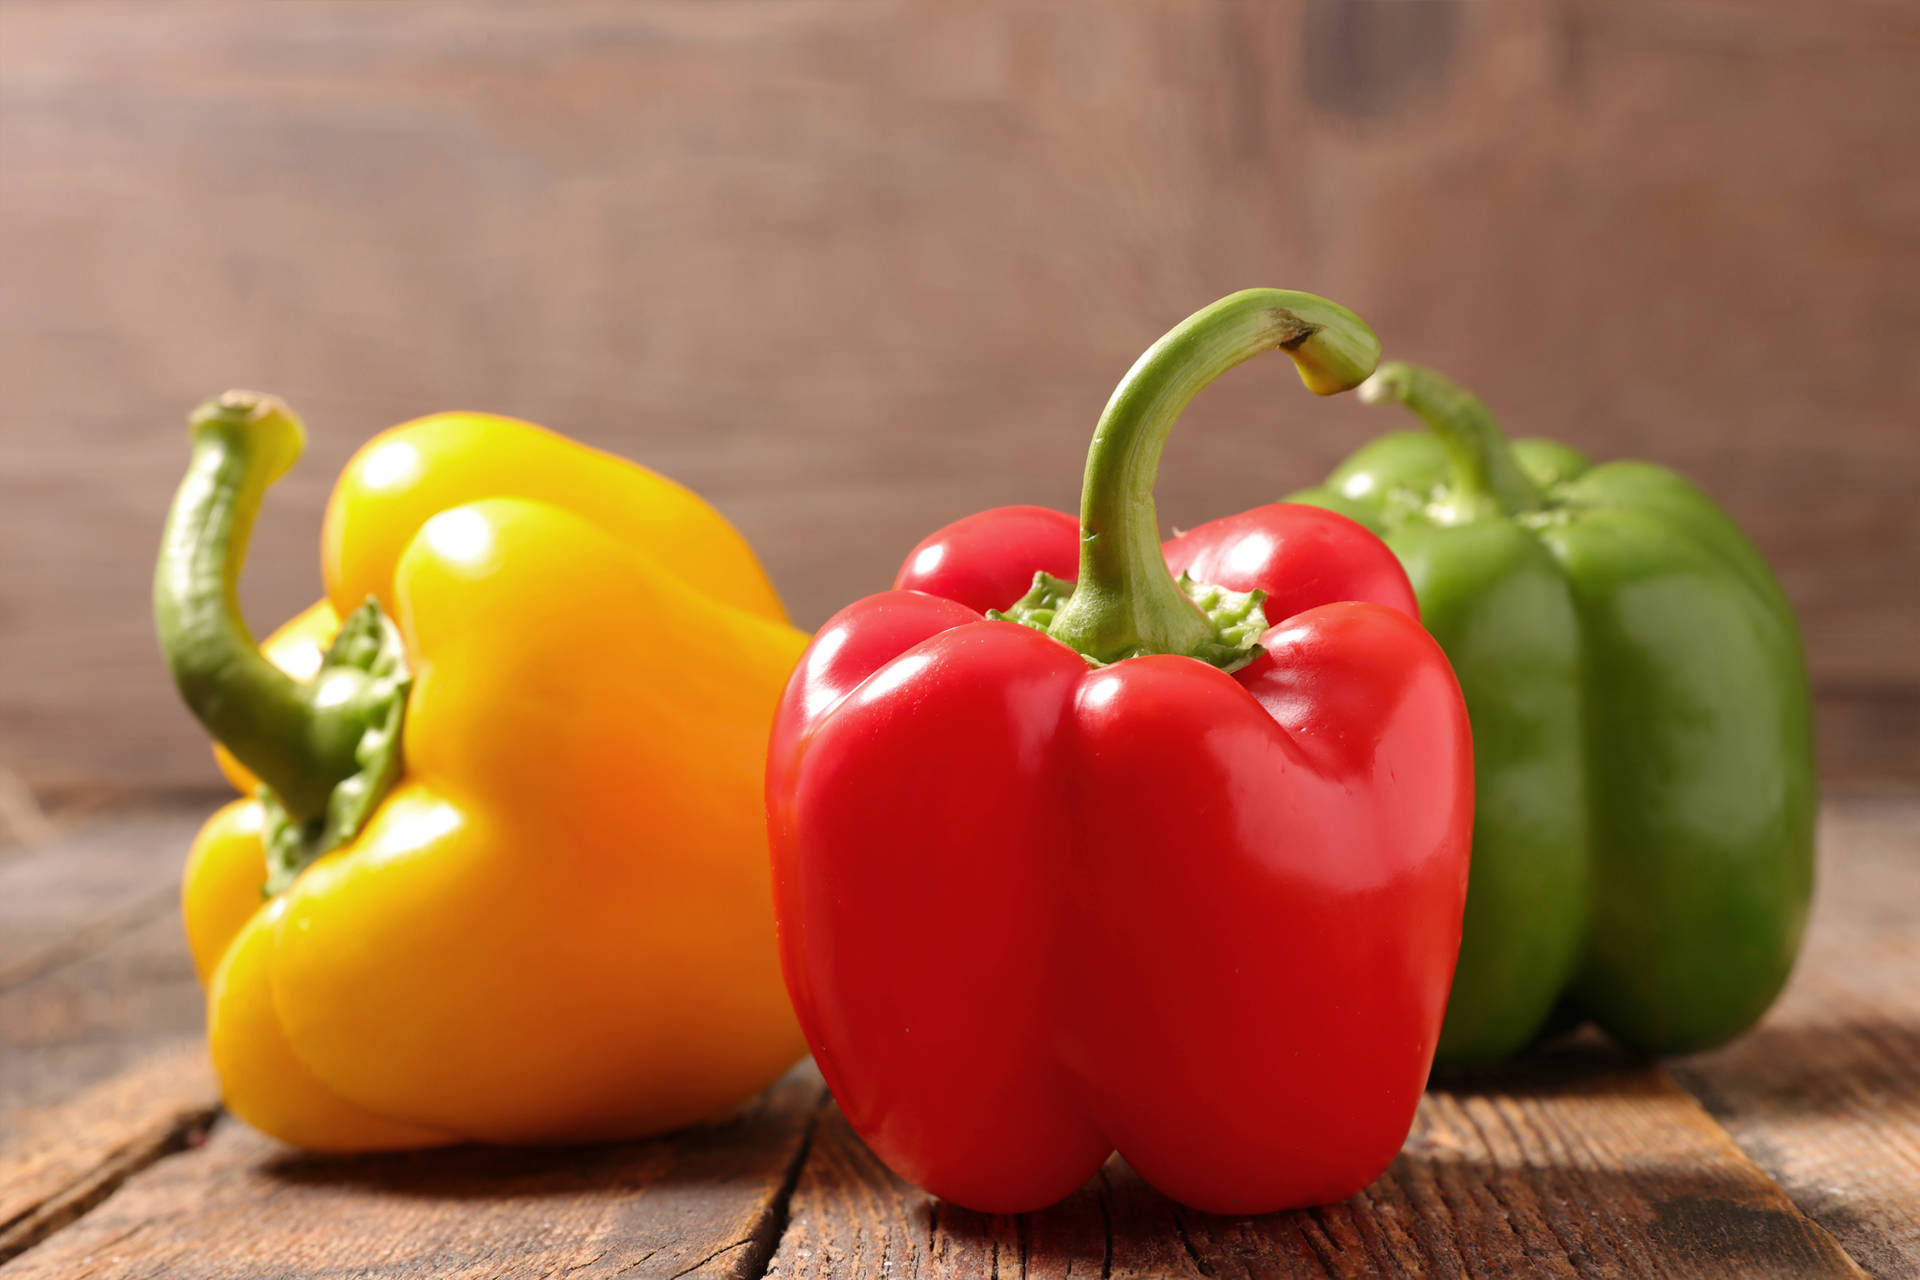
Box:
[1046,289,1381,665]
[1360,362,1540,515]
[153,392,379,823]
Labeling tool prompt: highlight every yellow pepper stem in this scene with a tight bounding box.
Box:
[154,391,409,892]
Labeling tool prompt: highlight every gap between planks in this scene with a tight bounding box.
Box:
[3,798,1916,1277]
[0,1050,217,1266]
[0,1069,831,1280]
[0,809,219,1264]
[0,802,837,1278]
[0,1053,1870,1280]
[765,1045,1868,1280]
[1670,797,1920,1275]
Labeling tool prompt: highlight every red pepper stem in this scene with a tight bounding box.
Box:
[1046,289,1382,666]
[1359,362,1541,515]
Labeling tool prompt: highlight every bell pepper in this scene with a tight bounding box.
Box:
[155,393,807,1150]
[1286,362,1816,1064]
[767,290,1474,1215]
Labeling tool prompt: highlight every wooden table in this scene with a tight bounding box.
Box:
[3,796,1915,1279]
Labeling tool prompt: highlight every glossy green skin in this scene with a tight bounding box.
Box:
[1290,431,1815,1064]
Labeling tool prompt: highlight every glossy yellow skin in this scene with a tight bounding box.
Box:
[183,414,809,1151]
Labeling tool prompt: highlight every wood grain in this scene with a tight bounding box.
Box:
[0,813,219,1264]
[0,1067,827,1280]
[0,0,1914,792]
[2,798,1918,1274]
[0,1048,215,1266]
[767,1043,1864,1279]
[0,808,204,989]
[0,802,834,1280]
[1671,799,1920,1276]
[0,816,208,1122]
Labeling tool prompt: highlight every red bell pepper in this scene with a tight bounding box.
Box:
[767,290,1474,1215]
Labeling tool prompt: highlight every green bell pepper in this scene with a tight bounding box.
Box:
[1288,362,1815,1065]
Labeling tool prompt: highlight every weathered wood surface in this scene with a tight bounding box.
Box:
[0,804,829,1278]
[0,1049,215,1268]
[2,796,1917,1277]
[1672,798,1920,1277]
[0,809,202,992]
[1,1071,826,1280]
[770,1049,1867,1280]
[0,808,220,1263]
[0,810,210,1118]
[1,0,1915,793]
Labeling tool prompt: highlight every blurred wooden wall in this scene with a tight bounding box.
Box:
[2,0,1915,795]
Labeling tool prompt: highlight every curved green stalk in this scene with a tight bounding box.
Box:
[154,391,409,891]
[1045,289,1381,666]
[1360,362,1541,516]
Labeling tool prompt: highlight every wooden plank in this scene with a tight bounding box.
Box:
[0,808,205,988]
[0,1066,826,1280]
[0,813,220,1264]
[4,799,1912,1274]
[0,0,1914,793]
[770,1047,1863,1278]
[0,1048,214,1266]
[0,814,209,1122]
[1671,797,1920,1276]
[0,908,207,1129]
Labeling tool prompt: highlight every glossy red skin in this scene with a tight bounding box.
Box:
[771,509,1472,1215]
[893,505,1082,613]
[894,501,1420,621]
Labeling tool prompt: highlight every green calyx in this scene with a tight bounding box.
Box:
[991,570,1272,673]
[257,599,409,893]
[1043,288,1381,667]
[1359,361,1541,520]
[153,391,411,895]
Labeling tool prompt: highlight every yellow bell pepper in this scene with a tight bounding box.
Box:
[156,392,807,1151]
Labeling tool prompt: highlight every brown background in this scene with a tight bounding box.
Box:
[2,0,1915,798]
